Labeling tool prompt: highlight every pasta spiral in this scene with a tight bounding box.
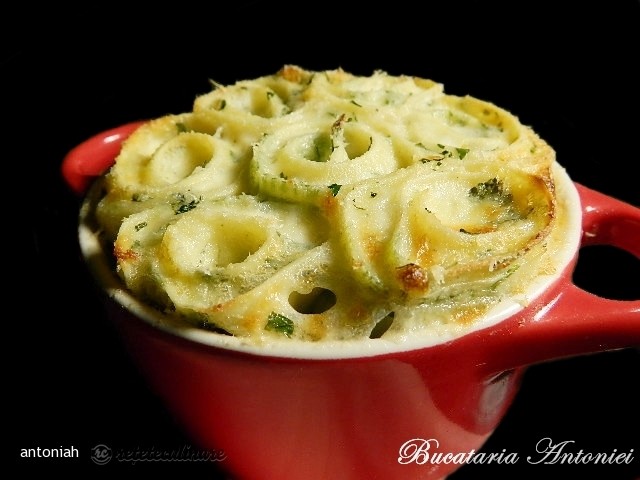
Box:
[95,65,559,342]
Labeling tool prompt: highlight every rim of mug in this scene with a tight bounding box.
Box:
[78,162,582,360]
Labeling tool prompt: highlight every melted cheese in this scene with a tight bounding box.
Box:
[95,65,558,342]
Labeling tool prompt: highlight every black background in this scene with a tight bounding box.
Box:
[6,1,639,478]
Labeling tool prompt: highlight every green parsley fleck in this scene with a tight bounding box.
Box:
[175,201,198,214]
[172,193,201,214]
[265,312,294,337]
[134,221,148,232]
[456,147,469,159]
[468,178,512,204]
[328,183,342,196]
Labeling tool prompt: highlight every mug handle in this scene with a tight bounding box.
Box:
[480,184,640,373]
[62,121,147,195]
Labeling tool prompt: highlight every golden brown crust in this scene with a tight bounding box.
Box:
[94,66,559,343]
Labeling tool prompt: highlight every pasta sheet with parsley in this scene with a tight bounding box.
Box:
[95,66,558,342]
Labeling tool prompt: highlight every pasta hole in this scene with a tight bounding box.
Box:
[343,126,372,159]
[214,222,267,266]
[369,312,395,339]
[162,216,268,272]
[145,134,214,186]
[289,287,336,314]
[250,88,286,118]
[305,133,333,162]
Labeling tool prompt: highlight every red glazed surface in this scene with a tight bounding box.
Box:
[62,123,640,480]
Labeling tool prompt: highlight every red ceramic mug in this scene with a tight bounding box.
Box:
[63,123,639,480]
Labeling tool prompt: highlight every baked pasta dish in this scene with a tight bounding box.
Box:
[93,65,564,343]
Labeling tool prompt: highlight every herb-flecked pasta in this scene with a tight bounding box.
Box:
[95,65,560,342]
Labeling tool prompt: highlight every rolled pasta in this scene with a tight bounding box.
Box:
[96,65,560,343]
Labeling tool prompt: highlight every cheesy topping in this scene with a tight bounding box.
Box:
[95,65,558,343]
